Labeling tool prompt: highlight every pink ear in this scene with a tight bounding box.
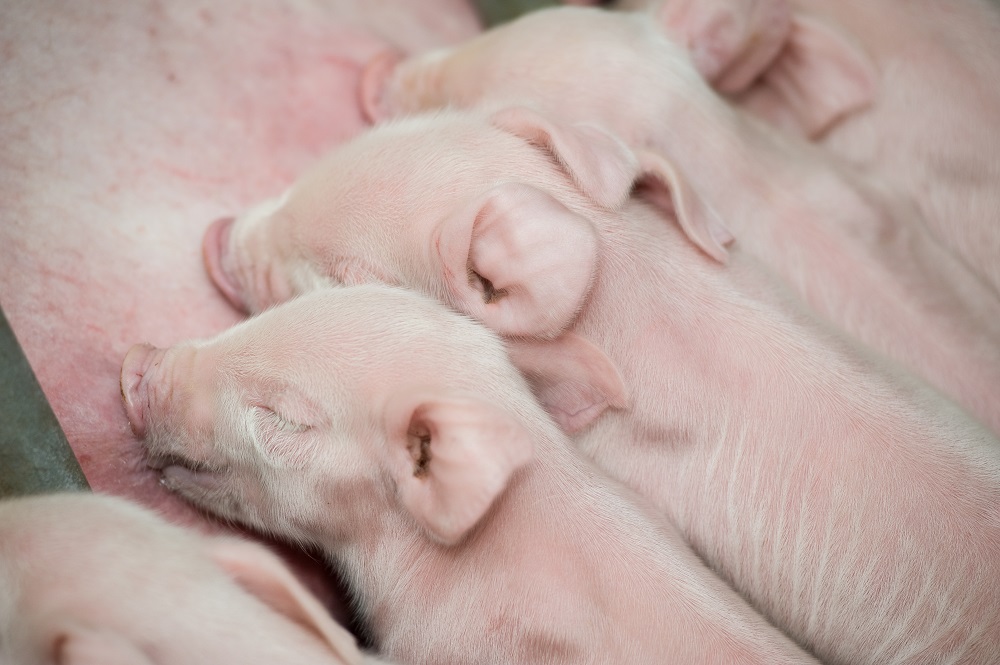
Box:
[736,15,877,138]
[634,149,733,263]
[659,0,793,94]
[207,538,363,664]
[436,182,599,339]
[359,49,404,124]
[56,628,155,665]
[384,395,533,545]
[490,106,639,210]
[507,332,628,434]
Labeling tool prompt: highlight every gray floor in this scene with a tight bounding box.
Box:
[472,0,560,26]
[0,306,88,498]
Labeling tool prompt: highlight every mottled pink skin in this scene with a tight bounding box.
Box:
[122,285,818,664]
[0,0,479,624]
[0,493,384,665]
[202,111,1000,664]
[359,5,1000,434]
[734,0,1000,298]
[573,0,792,92]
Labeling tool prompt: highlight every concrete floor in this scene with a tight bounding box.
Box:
[0,306,88,497]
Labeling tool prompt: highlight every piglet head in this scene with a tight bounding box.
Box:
[122,285,536,547]
[204,108,647,340]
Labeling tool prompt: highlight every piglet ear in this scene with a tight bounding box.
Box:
[657,0,792,94]
[436,182,598,339]
[55,628,154,665]
[360,49,405,124]
[491,106,638,210]
[384,395,533,545]
[736,15,877,138]
[507,332,628,434]
[207,538,363,664]
[635,149,733,263]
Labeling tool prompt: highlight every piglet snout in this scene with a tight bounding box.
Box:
[203,216,245,311]
[121,342,164,438]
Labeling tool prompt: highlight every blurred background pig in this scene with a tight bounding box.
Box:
[0,493,384,665]
[199,109,1000,664]
[120,285,819,664]
[356,4,1000,435]
[732,0,1000,297]
[570,0,1000,297]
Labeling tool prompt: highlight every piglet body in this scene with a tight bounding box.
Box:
[0,493,378,665]
[734,0,1000,297]
[200,110,1000,664]
[122,286,818,665]
[362,5,1000,435]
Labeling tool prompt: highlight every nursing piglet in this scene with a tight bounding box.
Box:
[356,5,1000,435]
[200,110,1000,664]
[0,493,381,665]
[120,285,819,665]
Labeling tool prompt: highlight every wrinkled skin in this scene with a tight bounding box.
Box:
[0,0,479,622]
[121,285,818,664]
[358,5,1000,434]
[201,110,1000,664]
[0,493,387,665]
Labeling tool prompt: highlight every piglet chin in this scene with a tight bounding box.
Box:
[203,216,246,312]
[121,342,162,438]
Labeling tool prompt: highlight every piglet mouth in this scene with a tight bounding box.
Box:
[146,452,214,474]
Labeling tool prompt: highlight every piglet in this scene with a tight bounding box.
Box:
[355,5,1000,435]
[731,0,1000,297]
[199,109,1000,664]
[121,284,819,664]
[0,492,382,665]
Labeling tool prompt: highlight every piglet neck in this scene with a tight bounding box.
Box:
[332,427,667,660]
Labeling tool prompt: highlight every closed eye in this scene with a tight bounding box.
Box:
[255,406,311,435]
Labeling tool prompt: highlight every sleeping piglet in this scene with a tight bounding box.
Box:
[120,284,819,665]
[0,493,382,665]
[356,5,1000,435]
[200,109,1000,664]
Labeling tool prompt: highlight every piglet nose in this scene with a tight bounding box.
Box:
[121,343,162,438]
[203,216,246,312]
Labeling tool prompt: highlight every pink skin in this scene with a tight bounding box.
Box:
[355,5,1000,434]
[0,0,479,624]
[0,493,384,665]
[731,0,1000,298]
[567,0,792,92]
[574,0,1000,300]
[121,284,819,664]
[201,110,1000,664]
